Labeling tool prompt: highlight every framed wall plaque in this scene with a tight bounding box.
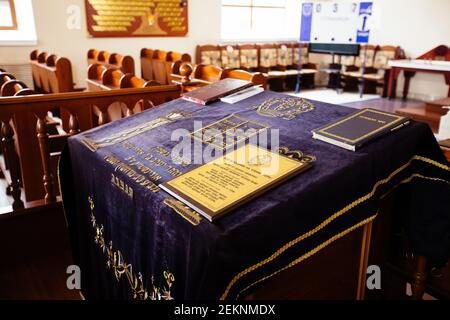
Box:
[85,0,188,37]
[0,0,18,30]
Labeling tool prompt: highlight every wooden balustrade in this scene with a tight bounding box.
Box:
[0,86,181,209]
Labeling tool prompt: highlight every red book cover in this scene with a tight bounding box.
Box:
[181,78,254,105]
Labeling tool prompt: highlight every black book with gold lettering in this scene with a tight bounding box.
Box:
[312,108,411,151]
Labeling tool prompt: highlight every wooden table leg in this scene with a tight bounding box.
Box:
[403,71,416,101]
[357,221,373,300]
[387,67,400,100]
[411,255,428,300]
[445,73,450,97]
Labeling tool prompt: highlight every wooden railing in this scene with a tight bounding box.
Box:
[0,85,181,211]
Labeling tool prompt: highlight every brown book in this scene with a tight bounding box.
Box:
[181,78,254,105]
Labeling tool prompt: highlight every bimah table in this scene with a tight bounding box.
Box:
[387,59,450,100]
[59,91,450,300]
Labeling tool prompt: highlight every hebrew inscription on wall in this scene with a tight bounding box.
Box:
[85,0,188,37]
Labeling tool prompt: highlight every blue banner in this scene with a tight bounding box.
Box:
[356,2,373,43]
[300,3,313,42]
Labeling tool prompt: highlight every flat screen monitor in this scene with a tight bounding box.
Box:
[308,43,360,56]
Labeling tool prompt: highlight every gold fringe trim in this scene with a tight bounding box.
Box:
[220,155,449,300]
[235,214,378,300]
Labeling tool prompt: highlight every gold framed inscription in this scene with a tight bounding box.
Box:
[160,144,313,222]
[85,0,188,37]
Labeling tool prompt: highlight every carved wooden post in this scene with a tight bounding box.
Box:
[98,109,108,126]
[2,120,24,210]
[125,103,134,117]
[69,113,80,136]
[36,116,56,203]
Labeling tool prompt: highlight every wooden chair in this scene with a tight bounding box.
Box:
[152,50,170,85]
[220,45,240,69]
[141,48,192,83]
[220,69,267,89]
[239,44,259,72]
[193,64,223,83]
[290,42,318,89]
[0,72,16,88]
[87,49,100,65]
[342,44,377,92]
[362,46,403,97]
[30,50,81,94]
[87,66,164,123]
[109,53,135,75]
[87,49,135,74]
[140,48,155,81]
[86,63,109,92]
[258,43,286,91]
[196,45,222,66]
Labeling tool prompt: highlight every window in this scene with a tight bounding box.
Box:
[0,0,37,45]
[221,0,302,41]
[0,0,17,30]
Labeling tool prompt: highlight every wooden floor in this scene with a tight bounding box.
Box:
[0,96,431,300]
[0,250,80,300]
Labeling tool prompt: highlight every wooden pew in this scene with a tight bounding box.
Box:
[87,49,135,74]
[220,69,266,89]
[86,65,167,123]
[140,48,192,84]
[30,50,81,94]
[171,62,267,92]
[86,63,108,92]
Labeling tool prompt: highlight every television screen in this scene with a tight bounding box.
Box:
[308,43,360,56]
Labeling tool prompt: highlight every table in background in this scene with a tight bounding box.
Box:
[387,59,450,100]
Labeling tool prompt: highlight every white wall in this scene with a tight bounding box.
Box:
[370,0,450,100]
[0,0,222,87]
[0,0,449,100]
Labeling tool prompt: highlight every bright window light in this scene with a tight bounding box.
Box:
[0,0,37,46]
[221,0,302,41]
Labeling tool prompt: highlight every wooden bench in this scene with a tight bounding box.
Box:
[87,49,135,74]
[196,42,318,91]
[30,50,81,94]
[171,62,266,93]
[87,64,172,123]
[140,48,192,84]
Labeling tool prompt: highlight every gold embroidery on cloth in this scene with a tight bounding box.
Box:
[189,114,270,150]
[277,147,316,164]
[81,111,191,152]
[88,196,175,300]
[164,198,202,226]
[253,98,315,120]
